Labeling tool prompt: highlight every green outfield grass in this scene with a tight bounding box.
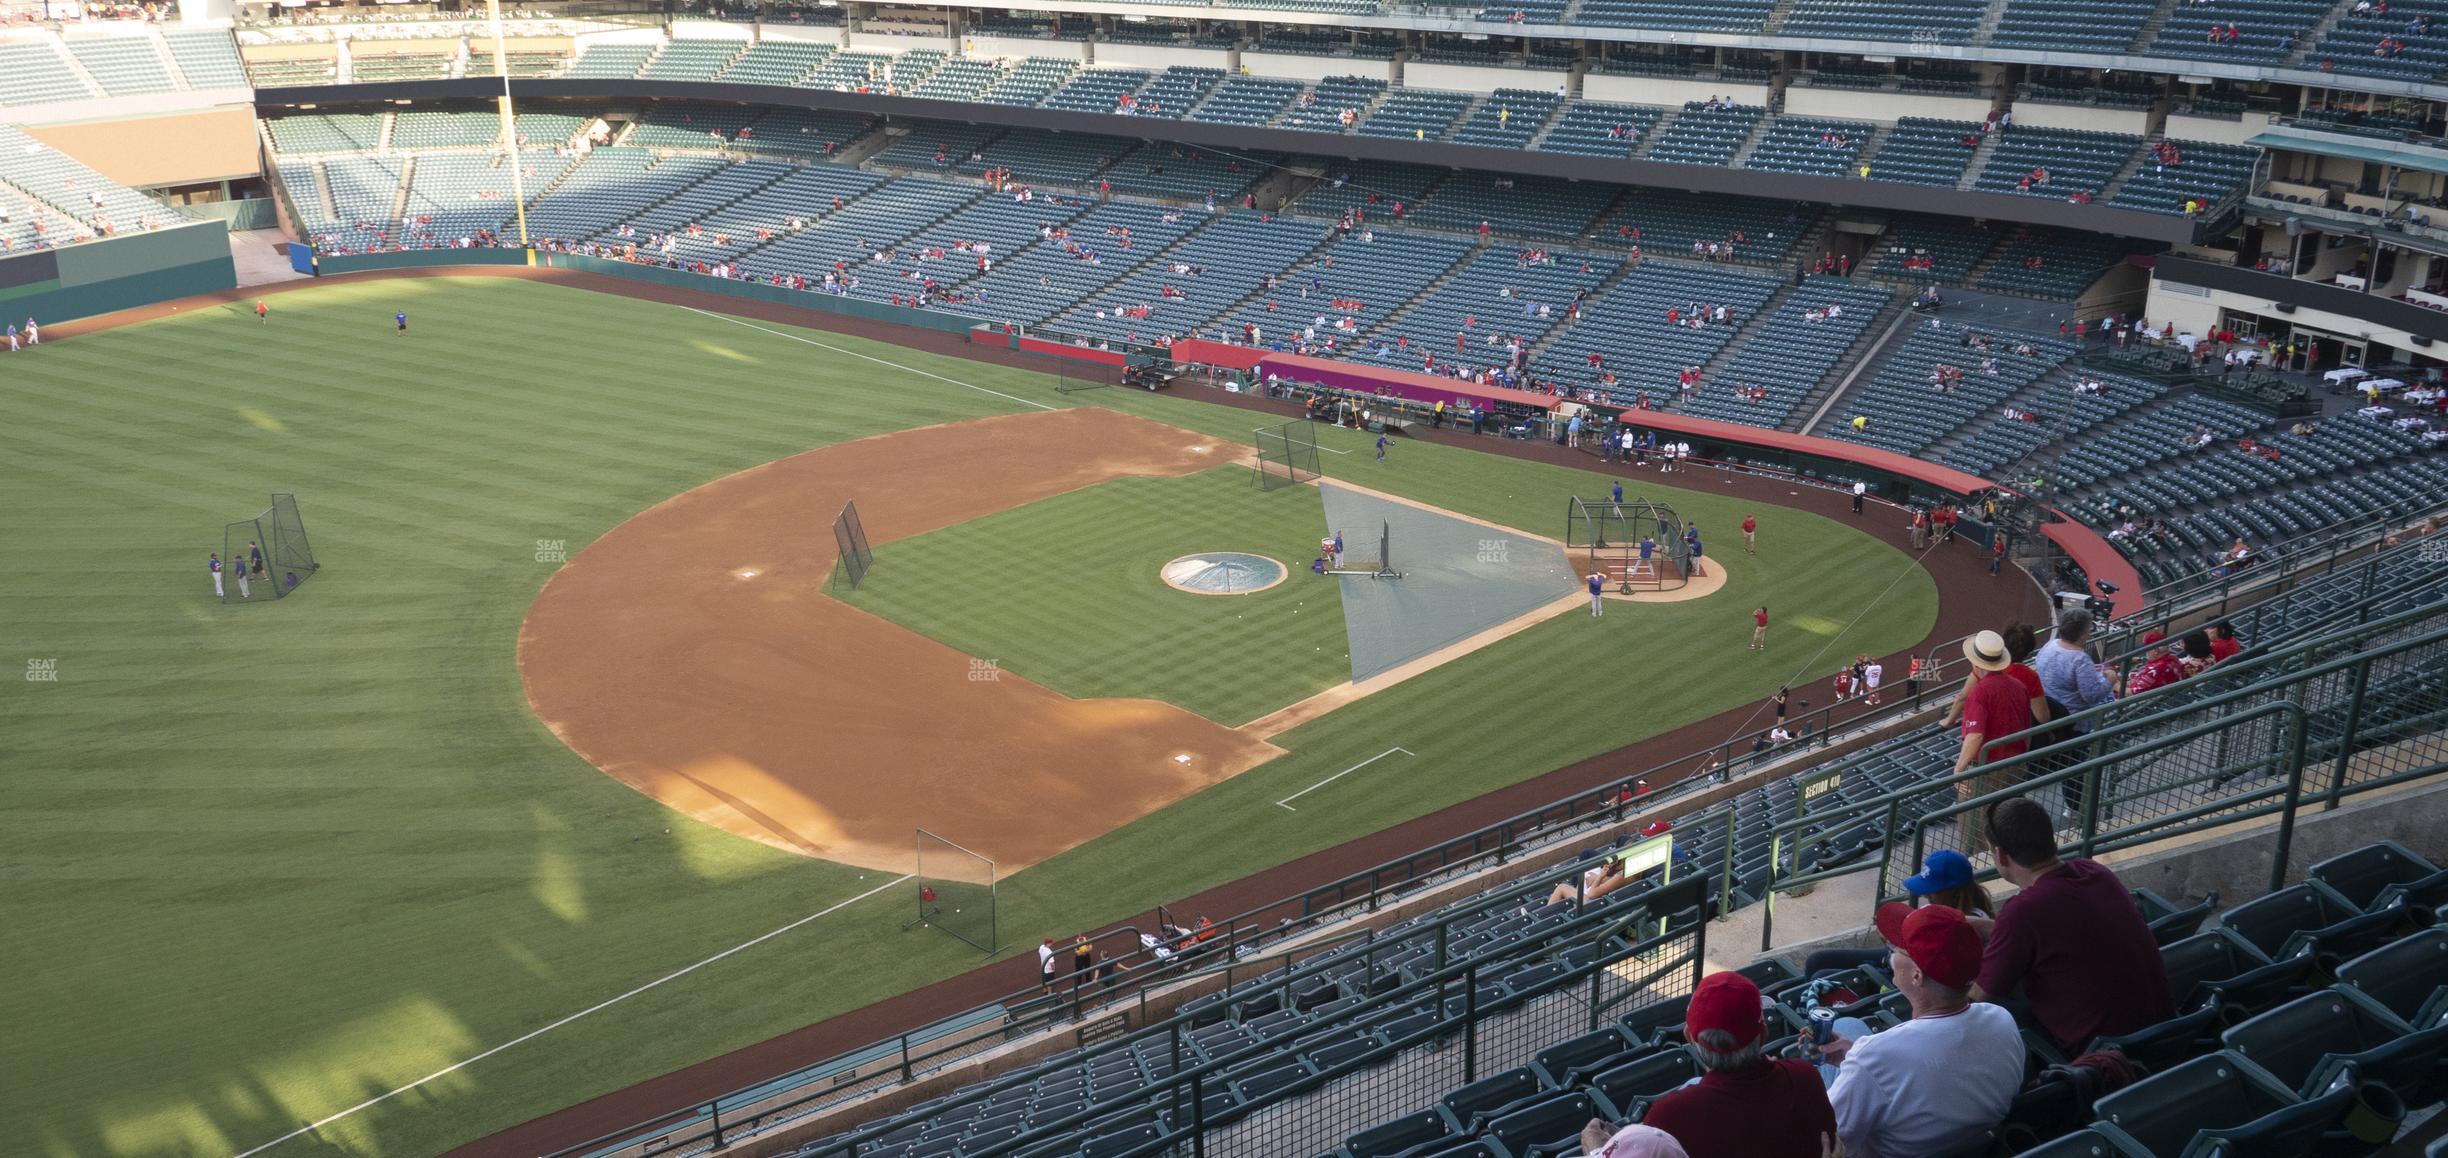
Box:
[0,276,1934,1157]
[847,467,1349,725]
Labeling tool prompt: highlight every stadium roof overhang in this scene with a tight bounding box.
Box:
[875,0,2448,104]
[255,77,2209,245]
[2248,128,2448,178]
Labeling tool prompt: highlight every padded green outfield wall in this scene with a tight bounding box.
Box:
[541,252,985,334]
[303,249,986,335]
[0,220,235,323]
[314,247,530,275]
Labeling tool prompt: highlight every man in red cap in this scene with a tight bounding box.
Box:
[1641,971,1838,1158]
[1818,904,2022,1157]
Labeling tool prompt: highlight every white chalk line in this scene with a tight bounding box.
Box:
[676,304,1056,412]
[232,873,915,1158]
[1278,747,1414,810]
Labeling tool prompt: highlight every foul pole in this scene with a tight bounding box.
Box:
[488,0,531,249]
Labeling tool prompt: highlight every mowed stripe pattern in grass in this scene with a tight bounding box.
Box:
[848,467,1350,726]
[0,278,1077,1157]
[0,275,1938,1158]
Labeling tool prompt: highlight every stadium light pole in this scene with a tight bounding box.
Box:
[488,0,532,251]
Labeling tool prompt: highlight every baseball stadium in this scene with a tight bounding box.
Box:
[5,2,2448,1157]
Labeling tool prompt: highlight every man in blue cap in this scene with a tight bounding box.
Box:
[1802,849,1995,977]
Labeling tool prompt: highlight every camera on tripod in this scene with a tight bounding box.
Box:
[2054,581,2118,622]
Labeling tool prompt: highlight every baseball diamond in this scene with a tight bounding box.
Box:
[7,20,2448,1158]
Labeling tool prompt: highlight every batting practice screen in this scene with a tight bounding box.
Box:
[908,828,998,954]
[1566,495,1689,592]
[220,492,319,604]
[832,500,873,591]
[1255,419,1322,491]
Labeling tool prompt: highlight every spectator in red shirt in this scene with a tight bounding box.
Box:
[2129,630,2214,695]
[1973,796,2174,1053]
[1642,972,1840,1158]
[1955,631,2037,849]
[2206,621,2242,662]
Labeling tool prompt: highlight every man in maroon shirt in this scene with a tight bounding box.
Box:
[1642,972,1840,1158]
[1955,630,2035,849]
[1972,797,2173,1054]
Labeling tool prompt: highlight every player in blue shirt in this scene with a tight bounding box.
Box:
[395,311,408,334]
[208,553,223,599]
[1375,433,1389,461]
[1685,525,1705,576]
[1586,570,1606,617]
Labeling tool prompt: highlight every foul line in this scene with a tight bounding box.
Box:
[676,305,1057,413]
[232,873,915,1158]
[1278,747,1414,810]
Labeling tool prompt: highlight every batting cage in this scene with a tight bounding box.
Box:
[1566,495,1689,592]
[1323,519,1404,580]
[1254,419,1322,491]
[220,492,318,603]
[831,500,873,591]
[905,828,998,954]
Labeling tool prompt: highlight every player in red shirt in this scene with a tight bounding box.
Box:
[1750,606,1769,651]
[1741,514,1758,554]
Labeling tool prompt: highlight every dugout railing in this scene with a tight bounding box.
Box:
[542,547,2448,1158]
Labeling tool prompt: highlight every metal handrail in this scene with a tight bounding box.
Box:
[1754,607,2448,945]
[955,878,1713,1158]
[538,455,2444,1157]
[2128,494,2448,607]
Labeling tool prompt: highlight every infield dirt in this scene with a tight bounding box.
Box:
[517,407,1283,873]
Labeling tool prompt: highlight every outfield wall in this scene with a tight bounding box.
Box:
[300,249,992,335]
[0,220,235,322]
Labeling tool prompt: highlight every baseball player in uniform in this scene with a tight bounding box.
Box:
[1864,657,1885,706]
[1587,571,1606,616]
[208,553,224,599]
